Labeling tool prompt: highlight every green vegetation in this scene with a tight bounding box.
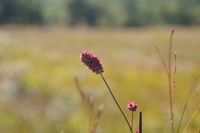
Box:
[0,0,43,24]
[1,0,200,26]
[0,26,199,133]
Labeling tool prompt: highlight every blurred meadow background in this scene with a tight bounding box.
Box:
[0,0,200,133]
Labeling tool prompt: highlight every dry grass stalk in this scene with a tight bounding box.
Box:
[91,104,104,133]
[182,104,200,133]
[177,72,200,133]
[168,29,175,133]
[156,28,175,133]
[74,77,104,133]
[188,85,200,104]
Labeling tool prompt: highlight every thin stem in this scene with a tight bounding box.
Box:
[173,52,177,100]
[173,52,177,90]
[177,72,200,133]
[74,77,85,101]
[182,104,200,133]
[188,85,200,104]
[156,46,169,76]
[157,29,176,133]
[92,104,104,133]
[172,52,177,120]
[169,30,174,133]
[131,111,134,131]
[75,77,94,132]
[100,73,132,133]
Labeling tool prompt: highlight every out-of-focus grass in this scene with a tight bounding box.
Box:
[0,26,199,133]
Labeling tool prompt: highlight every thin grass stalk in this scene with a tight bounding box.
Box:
[173,52,177,98]
[172,52,177,132]
[168,30,174,133]
[75,77,99,133]
[89,96,95,132]
[75,77,86,101]
[92,104,104,133]
[182,104,200,133]
[177,72,200,133]
[172,52,177,122]
[172,52,177,110]
[99,73,132,133]
[156,29,175,133]
[142,113,156,129]
[75,77,93,132]
[188,85,200,104]
[156,46,169,75]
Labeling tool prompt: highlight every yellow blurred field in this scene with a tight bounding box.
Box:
[0,26,199,133]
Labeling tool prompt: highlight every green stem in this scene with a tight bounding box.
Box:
[131,111,134,131]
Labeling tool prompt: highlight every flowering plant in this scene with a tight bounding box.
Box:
[78,28,200,133]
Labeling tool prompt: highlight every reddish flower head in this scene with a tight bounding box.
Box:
[80,51,104,74]
[134,130,140,133]
[127,101,138,111]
